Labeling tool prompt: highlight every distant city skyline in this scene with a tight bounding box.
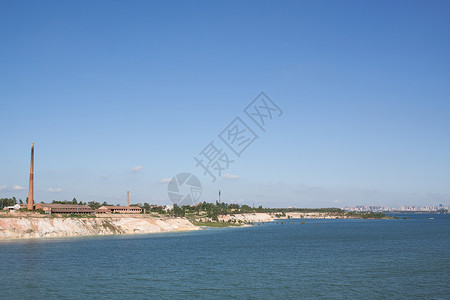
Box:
[343,204,449,213]
[1,1,449,208]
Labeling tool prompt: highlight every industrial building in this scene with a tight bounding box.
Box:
[95,205,142,214]
[22,143,142,215]
[95,191,142,213]
[36,203,94,214]
[18,203,94,214]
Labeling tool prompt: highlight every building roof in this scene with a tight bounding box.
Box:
[95,207,110,211]
[39,204,91,209]
[37,203,94,213]
[98,205,142,210]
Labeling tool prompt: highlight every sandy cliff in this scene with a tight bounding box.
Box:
[218,213,275,223]
[0,216,200,239]
[0,212,354,239]
[217,212,348,223]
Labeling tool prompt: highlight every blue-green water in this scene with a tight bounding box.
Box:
[1,214,448,299]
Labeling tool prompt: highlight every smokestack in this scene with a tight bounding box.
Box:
[27,142,34,210]
[127,191,130,208]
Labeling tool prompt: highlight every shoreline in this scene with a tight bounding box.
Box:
[0,215,201,240]
[0,211,394,240]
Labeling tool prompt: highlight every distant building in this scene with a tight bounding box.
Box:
[19,203,94,214]
[3,204,20,211]
[17,203,143,214]
[35,203,94,214]
[94,207,111,214]
[94,191,142,213]
[96,205,142,214]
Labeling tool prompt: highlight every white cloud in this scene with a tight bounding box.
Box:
[101,175,108,179]
[0,185,7,191]
[48,187,62,193]
[131,166,143,172]
[13,185,26,190]
[223,173,240,180]
[160,178,173,183]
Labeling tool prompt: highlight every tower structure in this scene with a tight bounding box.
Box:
[27,142,34,210]
[127,191,130,208]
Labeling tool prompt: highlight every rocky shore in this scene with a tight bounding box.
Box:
[0,215,200,239]
[0,211,370,239]
[216,212,353,223]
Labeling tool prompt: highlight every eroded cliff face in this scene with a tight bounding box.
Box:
[217,212,348,223]
[0,217,200,239]
[218,213,275,223]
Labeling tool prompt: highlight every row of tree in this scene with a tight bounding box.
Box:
[169,201,346,216]
[51,199,134,210]
[2,196,348,217]
[0,197,21,209]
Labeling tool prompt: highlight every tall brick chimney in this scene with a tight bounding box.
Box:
[27,142,34,210]
[127,191,130,208]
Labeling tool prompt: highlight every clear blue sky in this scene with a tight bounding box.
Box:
[1,0,449,208]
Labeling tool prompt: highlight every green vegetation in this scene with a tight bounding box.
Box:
[86,201,115,210]
[87,201,102,210]
[347,212,387,219]
[52,198,88,205]
[361,212,386,219]
[172,204,185,217]
[66,213,96,218]
[162,201,348,217]
[2,196,391,222]
[269,207,345,214]
[0,197,20,209]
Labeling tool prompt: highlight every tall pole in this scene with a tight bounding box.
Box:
[127,191,130,209]
[27,142,34,210]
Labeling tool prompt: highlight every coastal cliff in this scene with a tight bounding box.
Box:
[0,211,374,239]
[0,216,200,239]
[217,213,276,223]
[216,212,350,223]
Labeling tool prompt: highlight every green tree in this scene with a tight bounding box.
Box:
[142,203,151,212]
[172,204,185,217]
[0,198,17,209]
[87,201,101,210]
[241,205,251,213]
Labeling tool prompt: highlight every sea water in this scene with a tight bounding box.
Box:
[0,214,448,299]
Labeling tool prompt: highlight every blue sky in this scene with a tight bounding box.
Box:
[1,0,449,208]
